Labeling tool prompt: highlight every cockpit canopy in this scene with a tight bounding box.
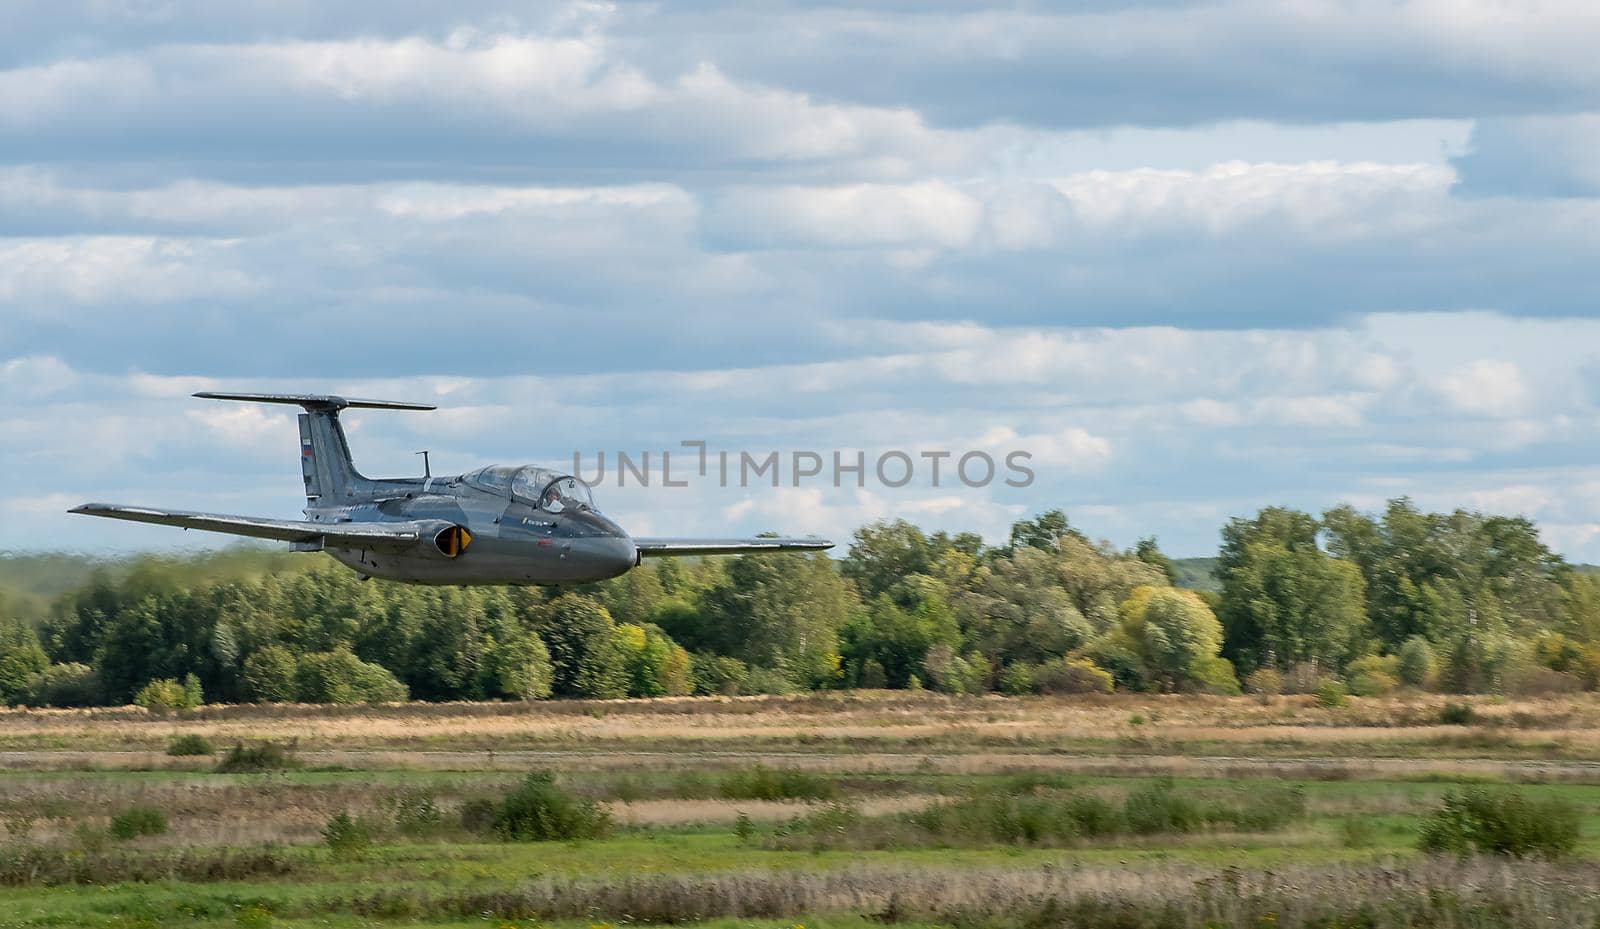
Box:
[462,465,596,513]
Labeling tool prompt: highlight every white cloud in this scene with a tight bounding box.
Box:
[1434,359,1532,418]
[707,182,983,249]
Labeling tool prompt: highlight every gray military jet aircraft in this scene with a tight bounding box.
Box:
[70,392,831,585]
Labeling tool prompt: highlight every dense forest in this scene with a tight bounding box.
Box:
[3,497,1599,708]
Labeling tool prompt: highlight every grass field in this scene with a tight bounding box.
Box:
[2,692,1599,928]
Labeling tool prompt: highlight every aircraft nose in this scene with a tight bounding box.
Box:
[581,534,637,579]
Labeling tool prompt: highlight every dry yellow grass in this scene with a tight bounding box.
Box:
[1,692,1597,764]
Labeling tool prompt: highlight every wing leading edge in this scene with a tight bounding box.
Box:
[633,537,833,557]
[70,504,423,550]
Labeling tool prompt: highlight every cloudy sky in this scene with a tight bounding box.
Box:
[4,0,1600,559]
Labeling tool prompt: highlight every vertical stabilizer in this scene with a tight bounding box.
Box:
[192,392,435,503]
[298,410,366,502]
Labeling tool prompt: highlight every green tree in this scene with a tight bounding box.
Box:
[0,612,48,704]
[530,594,629,698]
[406,588,488,700]
[839,592,958,689]
[295,648,407,704]
[613,622,693,697]
[1120,586,1229,691]
[957,548,1094,665]
[700,552,852,689]
[482,625,555,700]
[1005,509,1085,554]
[843,520,932,606]
[1217,507,1367,676]
[242,645,298,702]
[1397,635,1436,688]
[1134,538,1178,584]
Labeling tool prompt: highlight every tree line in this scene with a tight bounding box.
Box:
[2,496,1599,708]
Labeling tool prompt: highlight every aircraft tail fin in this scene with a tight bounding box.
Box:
[194,392,433,503]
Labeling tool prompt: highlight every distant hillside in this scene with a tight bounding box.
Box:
[1171,556,1220,592]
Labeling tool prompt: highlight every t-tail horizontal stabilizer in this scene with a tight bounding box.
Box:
[192,392,435,411]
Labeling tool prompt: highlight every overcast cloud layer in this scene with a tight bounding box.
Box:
[4,1,1600,560]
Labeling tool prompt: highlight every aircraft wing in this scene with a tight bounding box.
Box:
[633,537,833,557]
[70,503,423,551]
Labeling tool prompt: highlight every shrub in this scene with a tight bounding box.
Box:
[389,788,444,836]
[1418,787,1580,858]
[1314,679,1349,708]
[242,646,298,703]
[775,781,1302,850]
[134,676,201,712]
[108,805,168,840]
[741,667,797,695]
[166,733,214,756]
[493,771,611,842]
[734,812,756,845]
[214,741,299,773]
[1348,670,1398,697]
[1190,656,1241,695]
[294,649,407,704]
[1345,655,1400,696]
[719,764,836,801]
[997,662,1037,696]
[27,662,102,707]
[322,811,372,858]
[1244,667,1284,696]
[690,654,749,696]
[1035,657,1114,695]
[1438,701,1476,726]
[1397,636,1436,688]
[854,658,888,689]
[1123,780,1201,835]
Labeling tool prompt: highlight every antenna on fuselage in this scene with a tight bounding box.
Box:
[416,450,431,478]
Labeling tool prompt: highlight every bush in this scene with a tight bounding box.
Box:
[719,764,836,801]
[1244,667,1283,696]
[294,649,407,704]
[108,806,168,840]
[690,654,749,696]
[1314,679,1349,708]
[906,793,1117,844]
[734,812,756,845]
[322,811,372,858]
[997,662,1036,696]
[1438,701,1476,726]
[493,771,611,842]
[1418,787,1580,858]
[1190,656,1241,695]
[214,741,299,773]
[1345,655,1400,696]
[134,675,201,712]
[27,662,102,707]
[1123,780,1201,835]
[242,646,298,703]
[781,780,1303,850]
[1348,671,1398,697]
[389,788,444,836]
[741,666,797,695]
[166,734,214,756]
[1397,636,1436,688]
[1035,657,1114,695]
